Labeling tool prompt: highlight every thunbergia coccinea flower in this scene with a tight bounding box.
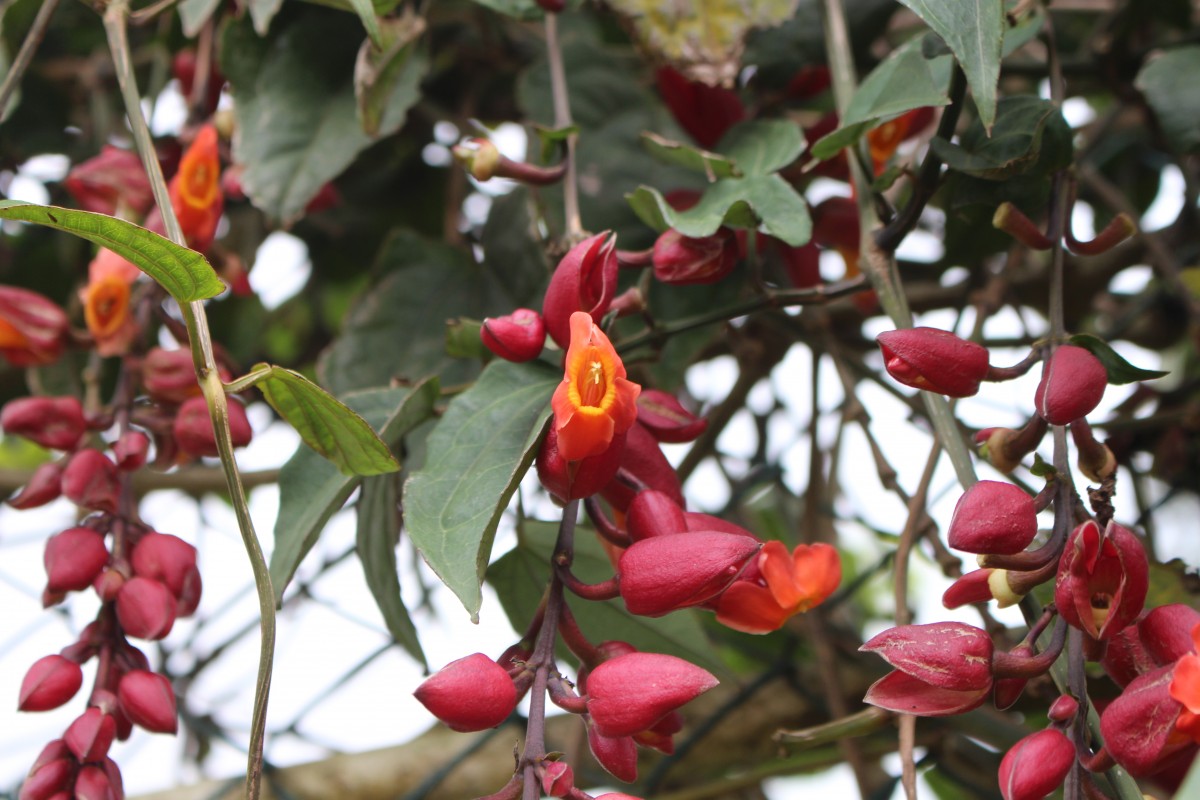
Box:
[1054,519,1148,641]
[550,311,640,462]
[1170,623,1200,743]
[715,541,841,633]
[166,124,224,252]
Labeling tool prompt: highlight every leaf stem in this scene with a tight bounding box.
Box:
[102,5,275,799]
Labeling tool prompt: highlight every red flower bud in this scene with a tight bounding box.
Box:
[8,461,64,510]
[536,426,625,502]
[18,655,84,712]
[1034,345,1107,425]
[19,750,71,800]
[655,67,745,149]
[112,431,149,471]
[636,389,708,443]
[142,348,201,403]
[998,729,1074,800]
[173,396,253,458]
[0,286,69,367]
[626,489,687,541]
[1101,664,1191,776]
[1,397,87,451]
[861,622,994,692]
[600,422,684,512]
[65,707,117,762]
[44,527,109,594]
[130,532,198,598]
[1054,520,1148,640]
[540,761,574,798]
[73,764,119,800]
[60,449,119,514]
[652,228,738,285]
[876,328,990,398]
[414,653,517,732]
[947,480,1038,555]
[1139,603,1200,666]
[1047,694,1079,722]
[481,309,546,363]
[585,652,718,738]
[993,644,1033,710]
[542,232,618,349]
[941,569,996,609]
[587,721,638,782]
[116,577,177,640]
[117,670,178,734]
[65,145,154,217]
[1102,623,1158,687]
[618,531,760,617]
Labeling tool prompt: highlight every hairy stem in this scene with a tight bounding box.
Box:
[102,5,275,798]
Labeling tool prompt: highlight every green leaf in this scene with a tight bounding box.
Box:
[345,0,382,46]
[0,200,224,303]
[481,189,548,308]
[248,0,284,35]
[929,95,1070,180]
[1135,45,1200,155]
[641,132,740,181]
[354,10,425,136]
[179,0,222,37]
[490,520,724,673]
[403,360,559,621]
[1067,334,1169,385]
[270,381,439,602]
[220,9,429,222]
[716,119,806,175]
[1029,453,1055,478]
[1178,749,1200,800]
[357,474,427,667]
[627,174,811,246]
[897,0,1003,132]
[249,364,401,476]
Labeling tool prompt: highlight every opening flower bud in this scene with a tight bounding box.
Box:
[1,397,87,451]
[876,328,990,398]
[64,707,117,762]
[0,285,69,367]
[542,233,618,349]
[60,449,120,514]
[1035,345,1107,425]
[1054,520,1148,640]
[480,309,546,363]
[652,228,739,285]
[998,729,1074,800]
[636,389,708,443]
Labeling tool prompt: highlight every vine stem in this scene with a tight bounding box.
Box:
[0,0,60,117]
[543,12,581,239]
[819,0,977,490]
[102,5,275,799]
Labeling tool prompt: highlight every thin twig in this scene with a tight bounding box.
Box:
[0,0,60,116]
[543,13,580,239]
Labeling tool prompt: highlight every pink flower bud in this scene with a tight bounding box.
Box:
[1054,520,1148,640]
[116,577,177,640]
[141,347,201,403]
[60,450,119,514]
[91,569,126,604]
[1034,345,1107,425]
[8,461,64,510]
[652,228,739,285]
[18,655,84,712]
[65,145,153,216]
[536,425,625,502]
[626,489,687,541]
[636,389,707,443]
[876,328,990,398]
[175,566,203,618]
[1047,694,1079,722]
[99,758,123,800]
[947,481,1038,555]
[1101,664,1190,776]
[73,764,118,800]
[44,527,109,594]
[861,622,994,692]
[481,309,546,363]
[173,396,253,458]
[414,653,517,732]
[585,652,718,738]
[65,707,117,762]
[542,232,618,349]
[0,286,70,367]
[618,531,761,617]
[130,533,198,598]
[117,670,177,734]
[600,422,684,512]
[864,670,991,717]
[992,644,1032,710]
[587,722,638,782]
[1,397,87,451]
[1139,604,1200,665]
[19,751,71,800]
[112,431,149,471]
[1102,623,1158,687]
[540,761,574,798]
[998,729,1074,800]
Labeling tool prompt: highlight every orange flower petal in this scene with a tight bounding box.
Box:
[715,581,790,634]
[759,541,800,609]
[83,277,131,340]
[0,317,28,348]
[553,311,640,461]
[1171,654,1200,715]
[791,543,842,611]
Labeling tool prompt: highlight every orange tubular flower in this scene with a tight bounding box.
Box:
[866,107,934,176]
[82,248,140,356]
[551,311,640,462]
[170,124,223,251]
[1170,623,1200,742]
[716,541,841,634]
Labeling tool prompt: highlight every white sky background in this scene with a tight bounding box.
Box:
[0,88,1197,800]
